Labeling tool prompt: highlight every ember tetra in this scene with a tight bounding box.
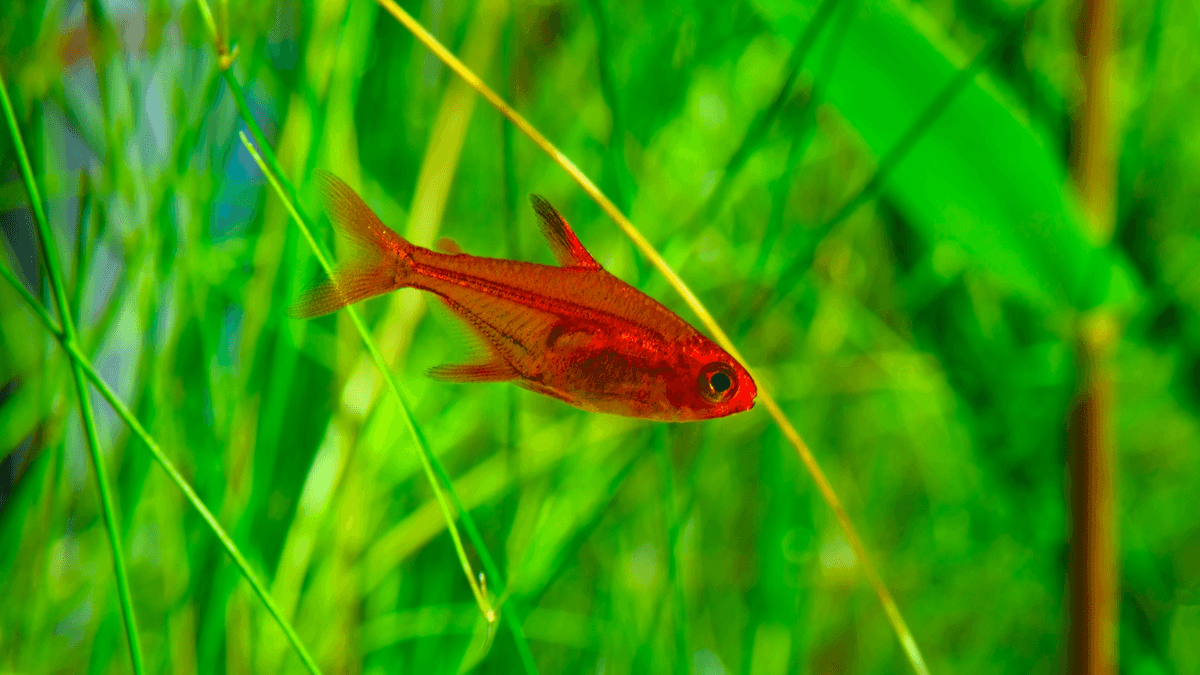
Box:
[291,172,757,421]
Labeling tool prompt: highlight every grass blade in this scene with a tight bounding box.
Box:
[0,79,325,670]
[0,250,327,675]
[195,0,535,663]
[69,357,142,671]
[372,2,929,673]
[237,126,540,671]
[0,250,58,336]
[0,70,146,675]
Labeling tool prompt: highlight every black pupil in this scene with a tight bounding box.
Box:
[710,371,732,393]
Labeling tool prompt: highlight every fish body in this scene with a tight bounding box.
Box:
[292,172,757,422]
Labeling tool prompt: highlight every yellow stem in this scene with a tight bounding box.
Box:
[373,1,929,672]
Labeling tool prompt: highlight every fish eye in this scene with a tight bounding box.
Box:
[710,371,731,393]
[698,362,737,404]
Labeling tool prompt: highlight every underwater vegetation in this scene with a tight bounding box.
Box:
[2,0,1199,673]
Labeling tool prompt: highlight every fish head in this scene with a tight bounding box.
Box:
[665,336,758,421]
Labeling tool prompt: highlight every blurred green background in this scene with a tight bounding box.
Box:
[2,0,1199,672]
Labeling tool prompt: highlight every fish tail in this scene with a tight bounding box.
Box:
[288,172,415,319]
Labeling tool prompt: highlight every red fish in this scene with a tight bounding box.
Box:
[291,172,757,421]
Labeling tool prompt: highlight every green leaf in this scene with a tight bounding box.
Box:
[805,0,1129,311]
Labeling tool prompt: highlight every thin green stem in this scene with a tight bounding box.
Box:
[237,133,496,623]
[71,343,325,674]
[213,20,530,668]
[1,88,63,326]
[72,347,324,674]
[371,2,934,671]
[0,70,146,675]
[0,257,60,336]
[239,123,542,669]
[425,439,539,674]
[72,360,142,666]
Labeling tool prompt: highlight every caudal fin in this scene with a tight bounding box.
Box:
[288,172,412,319]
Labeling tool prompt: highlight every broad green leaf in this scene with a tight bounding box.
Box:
[796,0,1131,311]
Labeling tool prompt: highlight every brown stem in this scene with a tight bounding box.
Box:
[1073,0,1116,240]
[1069,314,1118,675]
[1069,0,1119,672]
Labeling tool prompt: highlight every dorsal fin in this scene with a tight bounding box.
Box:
[529,195,601,269]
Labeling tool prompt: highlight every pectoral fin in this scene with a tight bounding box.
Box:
[529,195,602,269]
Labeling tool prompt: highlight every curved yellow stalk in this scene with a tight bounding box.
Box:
[372,2,929,673]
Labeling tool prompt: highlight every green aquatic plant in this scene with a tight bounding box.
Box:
[2,0,1199,674]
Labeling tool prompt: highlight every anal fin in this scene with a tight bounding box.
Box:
[428,358,518,383]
